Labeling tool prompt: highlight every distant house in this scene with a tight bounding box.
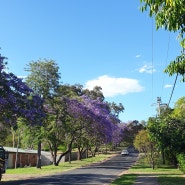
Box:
[4,147,52,168]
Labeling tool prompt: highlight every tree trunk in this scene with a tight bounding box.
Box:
[68,147,71,164]
[86,147,89,158]
[162,149,165,164]
[56,138,74,165]
[11,127,15,148]
[15,132,20,169]
[36,141,42,168]
[77,147,81,160]
[52,149,57,166]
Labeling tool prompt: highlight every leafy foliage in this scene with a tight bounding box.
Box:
[24,59,61,167]
[164,52,185,81]
[1,55,125,167]
[134,129,159,169]
[140,0,185,80]
[25,59,60,98]
[146,97,185,167]
[177,153,185,173]
[140,0,185,38]
[121,120,144,147]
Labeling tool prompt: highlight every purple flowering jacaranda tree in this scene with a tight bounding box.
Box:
[0,54,45,127]
[79,95,122,156]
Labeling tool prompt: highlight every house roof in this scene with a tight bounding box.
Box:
[3,147,51,159]
[4,147,38,154]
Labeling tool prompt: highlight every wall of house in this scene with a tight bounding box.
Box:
[6,153,13,168]
[6,150,87,168]
[6,151,52,169]
[7,153,37,168]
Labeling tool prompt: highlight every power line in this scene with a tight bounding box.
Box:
[168,48,184,106]
[161,33,171,97]
[168,73,178,106]
[151,17,154,101]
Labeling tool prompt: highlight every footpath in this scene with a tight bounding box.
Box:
[134,174,159,185]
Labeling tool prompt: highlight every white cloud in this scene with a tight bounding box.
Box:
[164,84,173,88]
[84,75,144,97]
[138,64,156,74]
[136,54,141,58]
[18,76,27,79]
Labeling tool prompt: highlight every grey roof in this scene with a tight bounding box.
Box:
[4,147,51,159]
[4,147,38,154]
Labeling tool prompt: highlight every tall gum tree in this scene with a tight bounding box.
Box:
[25,59,61,168]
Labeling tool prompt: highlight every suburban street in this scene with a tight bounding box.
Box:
[2,153,138,185]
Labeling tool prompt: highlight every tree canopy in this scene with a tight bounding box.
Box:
[25,59,61,98]
[0,55,128,167]
[0,54,44,126]
[140,0,185,80]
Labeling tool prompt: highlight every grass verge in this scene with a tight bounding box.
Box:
[111,174,137,185]
[111,155,185,185]
[3,154,113,181]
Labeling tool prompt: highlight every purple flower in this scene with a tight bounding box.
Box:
[0,54,45,126]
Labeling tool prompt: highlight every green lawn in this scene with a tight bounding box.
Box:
[111,174,137,185]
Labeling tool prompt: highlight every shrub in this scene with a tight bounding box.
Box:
[177,153,185,173]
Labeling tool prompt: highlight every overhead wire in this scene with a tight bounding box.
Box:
[168,73,178,106]
[167,47,184,106]
[151,16,154,102]
[167,47,185,106]
[150,14,183,109]
[160,33,171,98]
[150,16,178,110]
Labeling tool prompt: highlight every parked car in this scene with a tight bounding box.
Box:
[121,149,129,156]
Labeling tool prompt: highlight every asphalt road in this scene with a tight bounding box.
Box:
[3,153,138,185]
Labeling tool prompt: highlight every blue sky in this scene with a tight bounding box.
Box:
[0,0,184,122]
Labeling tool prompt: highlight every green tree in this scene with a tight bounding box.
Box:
[83,86,104,101]
[134,129,159,169]
[107,102,124,119]
[18,119,39,149]
[147,101,185,166]
[25,59,61,168]
[42,92,70,165]
[140,0,185,80]
[25,59,60,98]
[172,96,185,118]
[121,120,144,147]
[0,122,9,146]
[40,84,90,165]
[147,116,168,165]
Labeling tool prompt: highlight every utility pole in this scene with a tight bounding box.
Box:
[157,97,161,116]
[156,97,168,117]
[0,53,7,89]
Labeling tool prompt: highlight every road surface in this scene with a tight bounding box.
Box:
[3,153,138,185]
